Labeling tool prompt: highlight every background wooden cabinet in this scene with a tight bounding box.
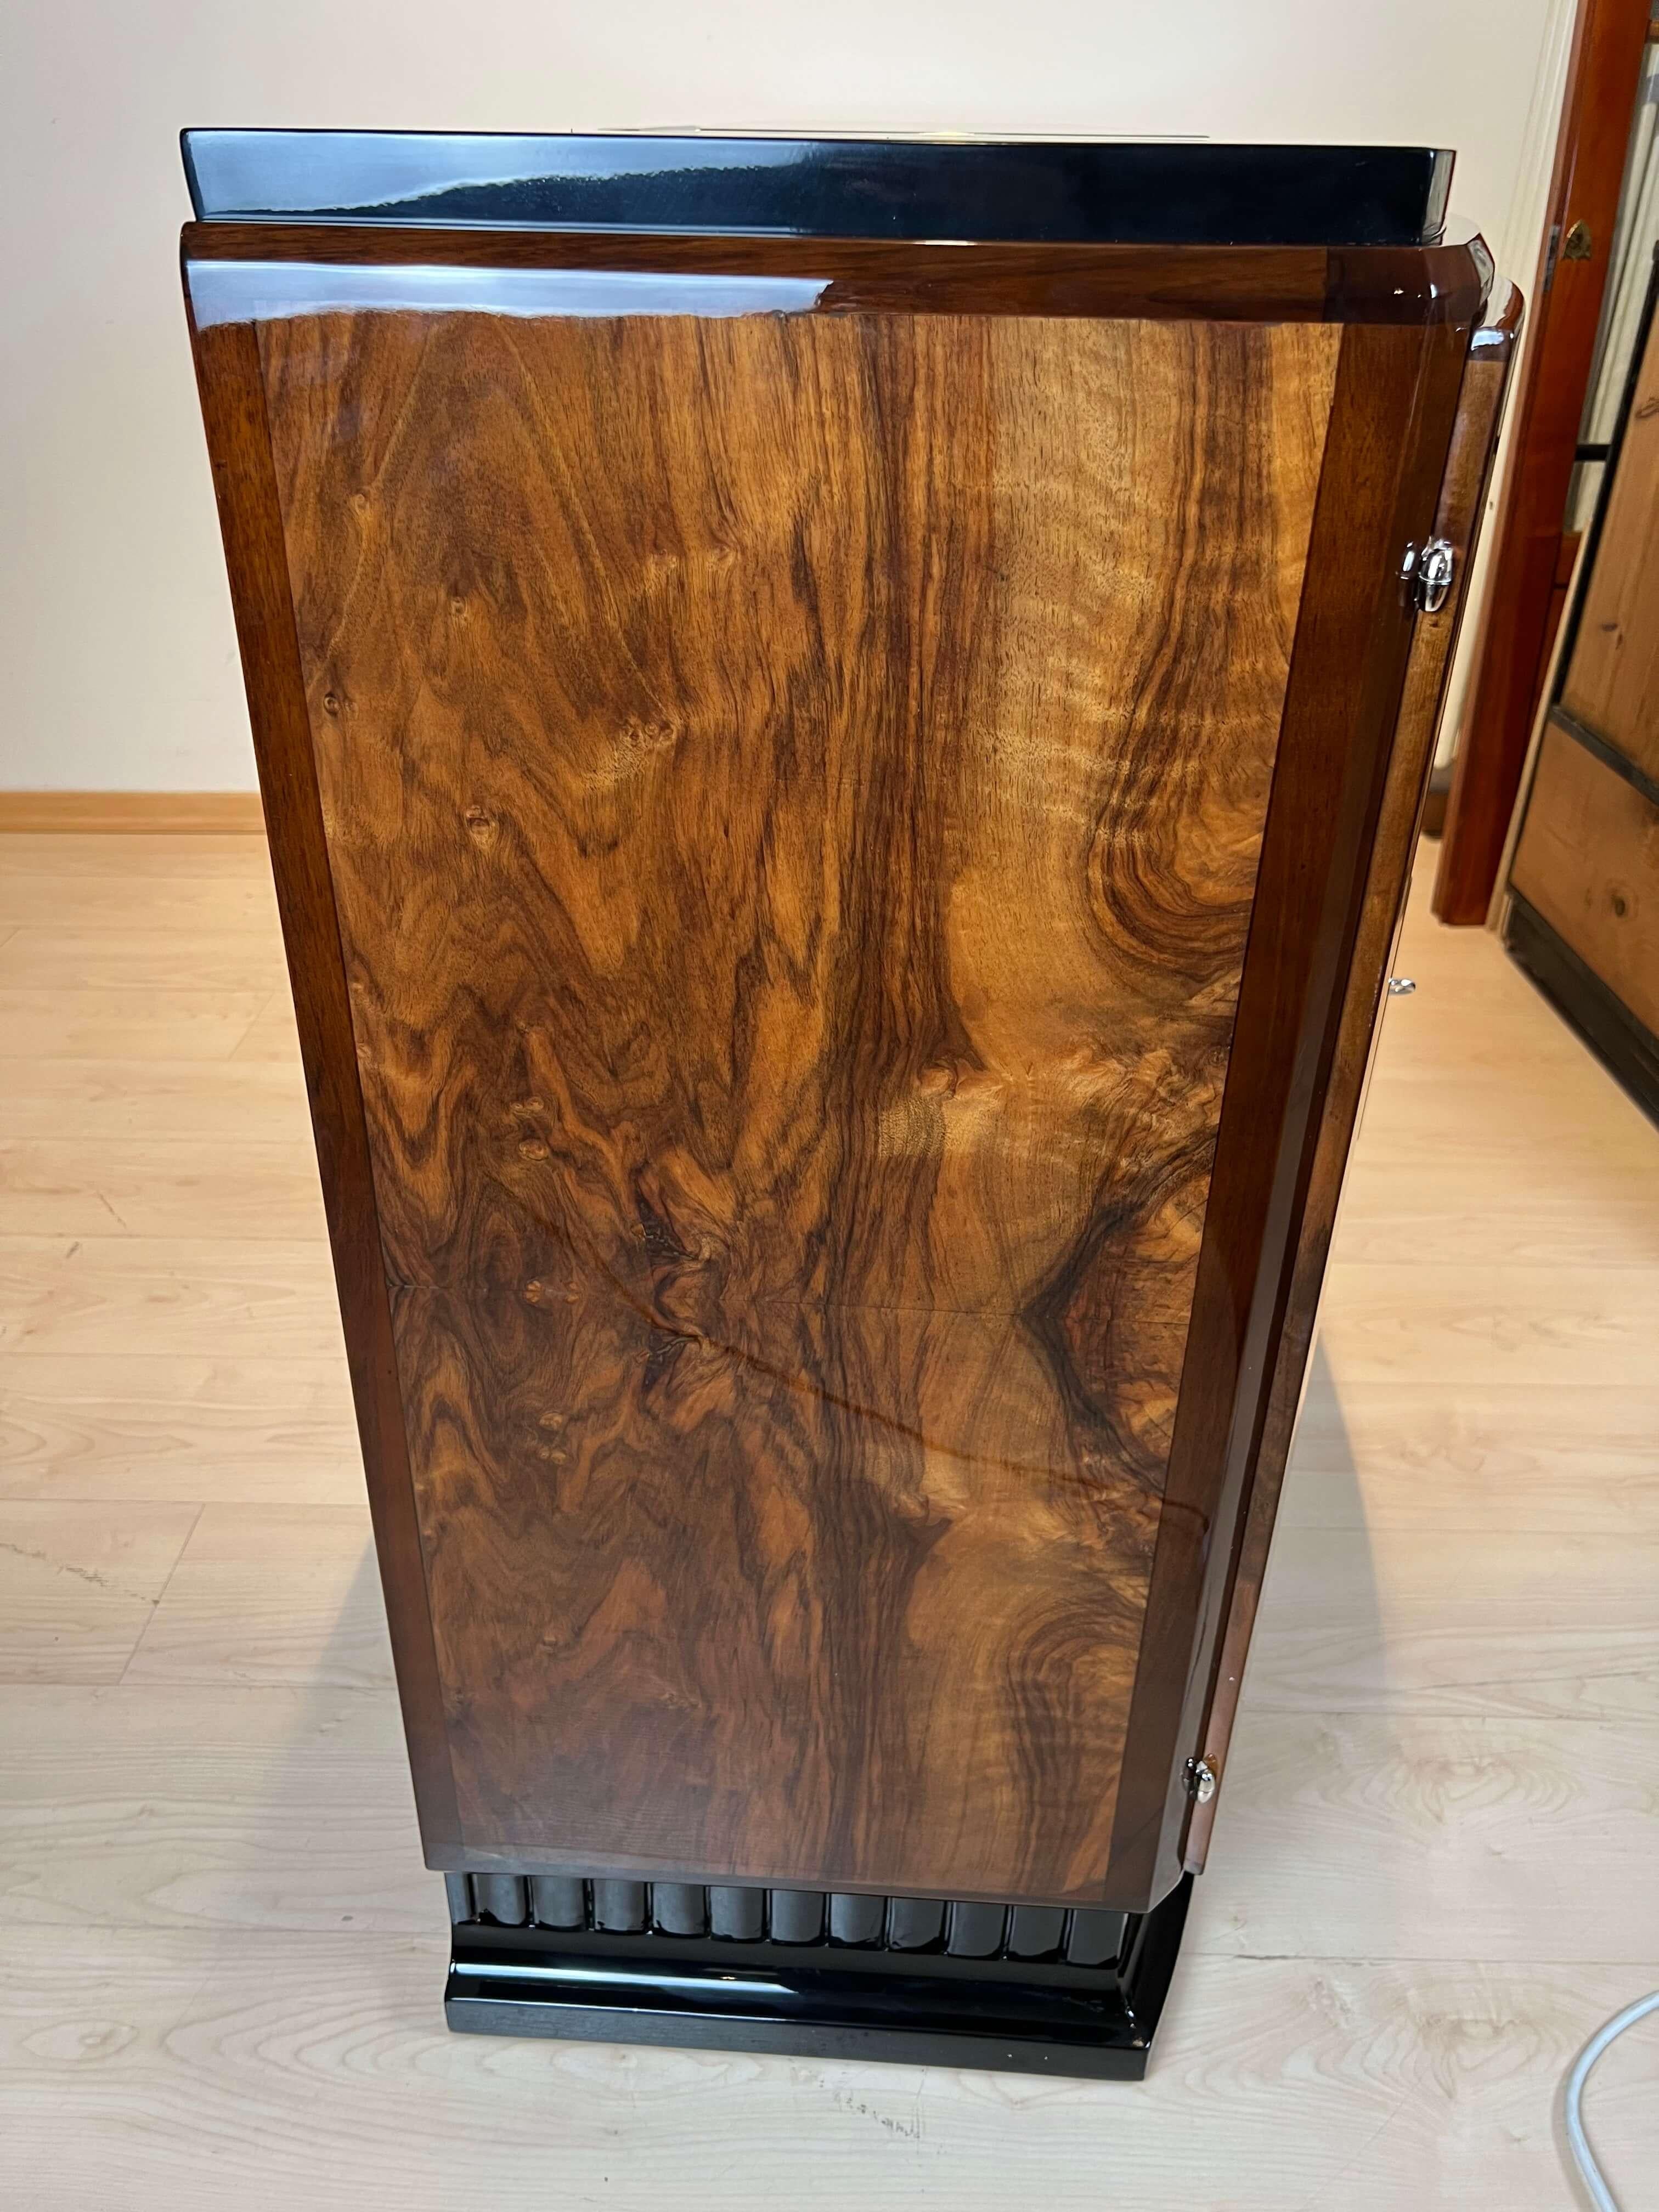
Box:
[1511,258,1659,1116]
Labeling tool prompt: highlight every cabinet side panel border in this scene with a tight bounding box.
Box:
[182,277,461,1853]
[1106,309,1476,1906]
[1182,310,1520,1872]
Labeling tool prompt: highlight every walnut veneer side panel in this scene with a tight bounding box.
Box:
[252,304,1339,1902]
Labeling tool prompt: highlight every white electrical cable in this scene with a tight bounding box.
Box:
[1564,1989,1659,2211]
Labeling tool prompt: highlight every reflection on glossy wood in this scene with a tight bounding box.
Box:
[182,218,1496,326]
[258,307,1337,1898]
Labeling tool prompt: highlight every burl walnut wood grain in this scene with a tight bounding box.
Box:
[255,304,1339,1901]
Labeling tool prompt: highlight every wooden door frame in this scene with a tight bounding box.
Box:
[1433,0,1652,924]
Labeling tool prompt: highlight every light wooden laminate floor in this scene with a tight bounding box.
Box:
[1,831,1656,2209]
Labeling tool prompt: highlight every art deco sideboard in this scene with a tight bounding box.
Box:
[180,129,1518,2076]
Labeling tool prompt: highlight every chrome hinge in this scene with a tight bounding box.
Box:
[1400,537,1455,614]
[1184,1756,1217,1804]
[1387,976,1417,996]
[1544,216,1591,296]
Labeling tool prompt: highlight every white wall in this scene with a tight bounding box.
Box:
[0,0,1562,790]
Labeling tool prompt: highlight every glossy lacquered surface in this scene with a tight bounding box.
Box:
[442,1867,1190,2078]
[179,221,1494,327]
[183,129,1454,247]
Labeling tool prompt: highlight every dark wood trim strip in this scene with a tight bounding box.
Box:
[1181,308,1520,1873]
[182,224,1329,320]
[1549,703,1659,811]
[183,295,462,1855]
[1105,314,1475,1909]
[180,222,1489,325]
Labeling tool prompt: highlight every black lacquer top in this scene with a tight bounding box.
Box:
[182,131,1454,249]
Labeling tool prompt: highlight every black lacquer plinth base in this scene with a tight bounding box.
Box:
[442,1870,1191,2079]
